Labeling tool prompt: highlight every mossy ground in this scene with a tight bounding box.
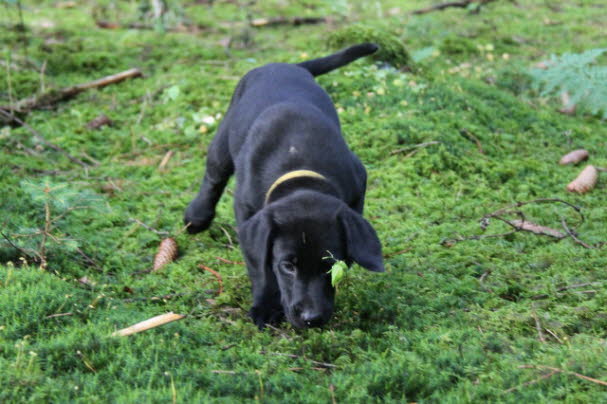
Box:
[1,1,606,402]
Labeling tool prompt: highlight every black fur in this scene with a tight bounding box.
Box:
[185,43,383,329]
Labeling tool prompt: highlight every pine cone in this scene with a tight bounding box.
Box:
[153,238,178,271]
[567,165,598,194]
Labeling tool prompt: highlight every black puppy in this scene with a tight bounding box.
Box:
[185,43,384,329]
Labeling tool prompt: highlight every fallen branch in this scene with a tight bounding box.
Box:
[45,312,73,319]
[112,312,185,337]
[518,364,607,388]
[198,264,224,295]
[2,68,143,114]
[531,309,546,343]
[560,218,597,249]
[215,256,245,266]
[250,16,328,28]
[508,219,565,239]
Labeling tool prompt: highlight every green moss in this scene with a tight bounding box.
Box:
[328,24,412,69]
[1,0,607,402]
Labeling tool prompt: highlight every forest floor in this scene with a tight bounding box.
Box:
[1,0,606,402]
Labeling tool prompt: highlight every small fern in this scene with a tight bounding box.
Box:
[529,48,607,118]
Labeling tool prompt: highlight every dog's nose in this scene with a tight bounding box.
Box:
[300,310,324,327]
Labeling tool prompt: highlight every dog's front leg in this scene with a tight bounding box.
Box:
[249,277,284,329]
[185,129,234,233]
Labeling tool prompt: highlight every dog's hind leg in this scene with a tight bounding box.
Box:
[184,128,234,234]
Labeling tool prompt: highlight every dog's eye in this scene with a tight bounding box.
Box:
[280,260,297,275]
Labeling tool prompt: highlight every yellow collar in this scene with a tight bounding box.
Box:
[264,170,327,205]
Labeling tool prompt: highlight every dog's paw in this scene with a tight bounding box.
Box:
[184,208,214,234]
[250,305,285,330]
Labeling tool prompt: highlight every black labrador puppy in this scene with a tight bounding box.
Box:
[185,43,384,329]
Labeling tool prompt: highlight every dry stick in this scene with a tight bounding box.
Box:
[2,68,143,113]
[459,129,484,154]
[531,309,546,343]
[250,16,328,27]
[518,364,607,387]
[0,109,89,167]
[561,218,597,249]
[545,329,564,344]
[198,264,224,295]
[128,217,170,236]
[215,256,245,266]
[112,312,185,337]
[390,141,441,155]
[504,219,566,239]
[45,312,73,319]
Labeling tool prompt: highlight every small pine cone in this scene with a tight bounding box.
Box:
[566,165,599,194]
[559,149,589,165]
[153,238,178,271]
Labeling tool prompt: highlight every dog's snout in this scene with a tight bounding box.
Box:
[300,310,324,327]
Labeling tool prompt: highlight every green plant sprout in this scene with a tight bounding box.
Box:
[323,251,348,287]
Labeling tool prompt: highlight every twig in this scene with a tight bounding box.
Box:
[250,16,329,27]
[112,312,185,337]
[459,129,484,154]
[561,218,597,249]
[128,217,170,236]
[518,364,607,387]
[198,264,224,295]
[506,219,565,239]
[1,68,143,114]
[383,247,412,258]
[390,141,441,155]
[545,328,564,344]
[0,230,35,260]
[531,309,546,343]
[0,109,89,167]
[45,312,73,319]
[218,225,235,249]
[158,150,174,171]
[123,293,189,303]
[215,256,245,266]
[259,351,338,369]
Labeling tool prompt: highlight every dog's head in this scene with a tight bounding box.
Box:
[238,191,383,329]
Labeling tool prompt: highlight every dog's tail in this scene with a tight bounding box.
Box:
[297,43,378,77]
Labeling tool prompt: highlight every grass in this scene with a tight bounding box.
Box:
[1,0,607,402]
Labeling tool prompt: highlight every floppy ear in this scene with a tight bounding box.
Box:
[238,209,274,284]
[339,207,384,272]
